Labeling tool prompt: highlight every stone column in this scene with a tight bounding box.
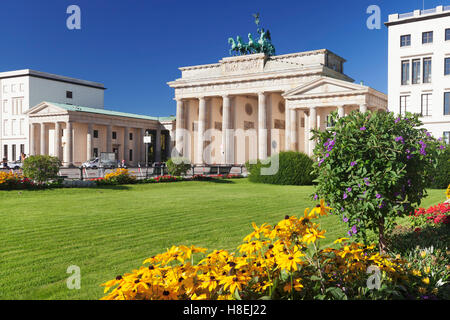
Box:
[86,123,93,161]
[222,95,232,164]
[175,99,185,157]
[309,107,317,155]
[155,128,161,163]
[289,108,298,151]
[106,124,112,152]
[64,122,73,167]
[54,122,62,160]
[40,123,46,155]
[136,128,143,165]
[197,97,206,164]
[258,92,267,160]
[123,126,129,163]
[337,105,345,118]
[285,106,291,151]
[29,123,36,156]
[360,103,368,113]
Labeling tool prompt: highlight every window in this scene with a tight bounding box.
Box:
[446,29,450,41]
[422,31,433,44]
[20,144,24,157]
[2,100,7,113]
[326,114,335,128]
[421,94,432,116]
[400,96,410,115]
[445,92,450,115]
[400,35,411,47]
[112,131,117,140]
[401,60,410,85]
[3,145,8,160]
[93,148,99,158]
[412,59,421,84]
[444,132,450,145]
[93,130,98,138]
[129,149,133,162]
[66,91,73,99]
[12,97,23,115]
[445,58,450,76]
[129,132,133,141]
[423,58,432,83]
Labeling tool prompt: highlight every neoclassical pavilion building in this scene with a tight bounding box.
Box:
[25,102,174,167]
[168,50,388,165]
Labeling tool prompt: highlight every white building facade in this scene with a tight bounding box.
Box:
[0,69,105,161]
[386,5,450,143]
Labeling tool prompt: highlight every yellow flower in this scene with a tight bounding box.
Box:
[277,249,304,272]
[302,227,325,244]
[420,251,427,258]
[422,277,430,285]
[334,238,349,244]
[423,266,431,274]
[310,199,332,216]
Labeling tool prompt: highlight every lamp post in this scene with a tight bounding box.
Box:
[143,133,152,178]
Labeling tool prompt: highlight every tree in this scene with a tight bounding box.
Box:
[22,155,61,184]
[311,111,445,253]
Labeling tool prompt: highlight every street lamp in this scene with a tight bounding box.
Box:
[143,133,152,178]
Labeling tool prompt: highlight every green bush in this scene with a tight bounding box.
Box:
[428,146,450,189]
[311,110,445,252]
[23,155,61,184]
[166,158,191,176]
[247,151,316,186]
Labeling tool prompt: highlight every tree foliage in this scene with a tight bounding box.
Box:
[22,155,61,184]
[311,111,446,252]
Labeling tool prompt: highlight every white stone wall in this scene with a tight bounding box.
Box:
[387,7,450,139]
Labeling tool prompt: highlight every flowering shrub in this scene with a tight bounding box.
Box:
[192,174,243,181]
[311,111,445,252]
[96,168,137,185]
[0,171,35,190]
[411,203,450,226]
[143,175,182,183]
[101,201,436,300]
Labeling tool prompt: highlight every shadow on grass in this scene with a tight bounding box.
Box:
[387,223,450,254]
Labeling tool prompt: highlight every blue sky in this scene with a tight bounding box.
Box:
[0,0,446,116]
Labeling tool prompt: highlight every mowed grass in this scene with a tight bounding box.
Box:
[0,179,445,300]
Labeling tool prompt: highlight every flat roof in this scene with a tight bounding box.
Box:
[385,5,450,26]
[45,102,174,122]
[0,69,106,90]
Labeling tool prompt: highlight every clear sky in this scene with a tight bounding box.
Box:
[0,0,446,117]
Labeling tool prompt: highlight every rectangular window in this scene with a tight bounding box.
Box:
[445,92,450,115]
[444,132,450,145]
[423,58,432,83]
[112,131,117,140]
[93,148,99,158]
[446,29,450,41]
[66,91,73,99]
[20,144,24,157]
[400,34,411,47]
[400,96,409,115]
[129,149,133,162]
[2,100,7,113]
[93,130,98,138]
[3,145,8,160]
[326,114,335,128]
[401,60,410,85]
[422,31,433,44]
[421,94,432,116]
[412,59,421,84]
[129,132,133,141]
[445,58,450,76]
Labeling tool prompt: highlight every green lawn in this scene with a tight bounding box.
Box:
[0,179,445,300]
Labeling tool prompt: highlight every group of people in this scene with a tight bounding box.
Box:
[1,153,27,169]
